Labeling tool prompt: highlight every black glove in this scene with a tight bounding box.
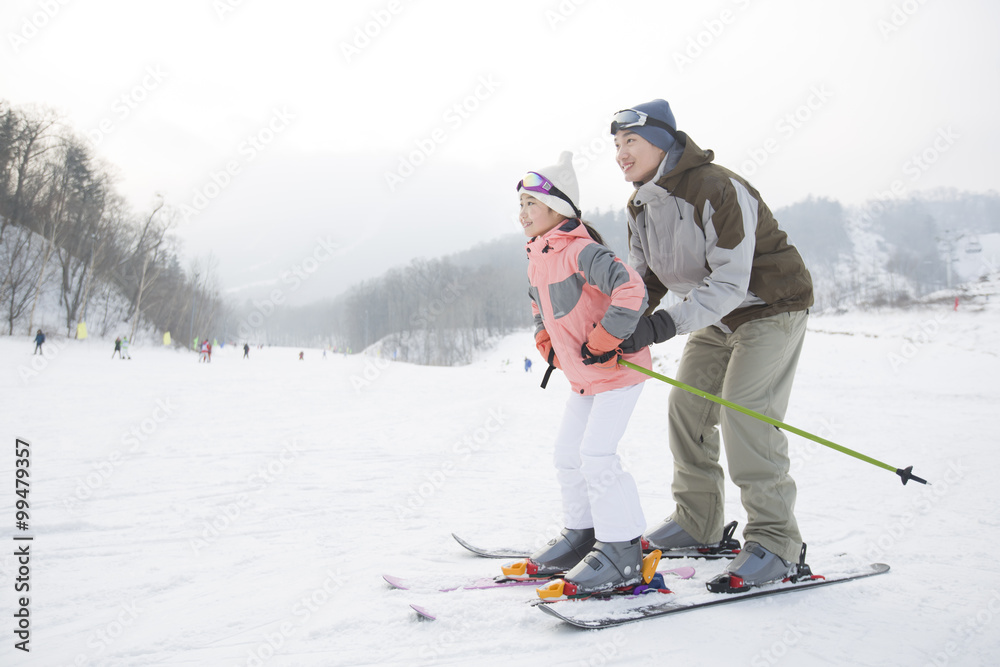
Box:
[580,341,619,367]
[618,311,677,354]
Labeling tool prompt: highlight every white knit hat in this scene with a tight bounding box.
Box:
[517,151,580,219]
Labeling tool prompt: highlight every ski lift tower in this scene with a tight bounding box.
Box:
[936,228,964,289]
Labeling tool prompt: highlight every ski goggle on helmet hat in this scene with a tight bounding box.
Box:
[517,171,581,218]
[610,108,679,139]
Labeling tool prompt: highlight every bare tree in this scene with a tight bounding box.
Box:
[52,137,110,334]
[124,196,169,341]
[1,225,46,334]
[0,106,57,238]
[26,135,78,334]
[77,192,128,328]
[1,106,56,319]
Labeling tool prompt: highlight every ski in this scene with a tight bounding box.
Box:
[409,604,436,620]
[451,533,530,559]
[399,565,695,621]
[657,548,739,560]
[385,566,695,593]
[646,520,742,560]
[452,521,742,560]
[384,574,540,592]
[535,562,890,628]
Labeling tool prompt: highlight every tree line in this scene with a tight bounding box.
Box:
[225,237,535,364]
[0,100,225,343]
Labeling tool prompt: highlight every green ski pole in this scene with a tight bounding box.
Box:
[618,358,929,486]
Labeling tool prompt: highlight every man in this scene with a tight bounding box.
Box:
[612,99,814,590]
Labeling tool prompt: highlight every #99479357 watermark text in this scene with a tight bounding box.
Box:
[13,438,34,653]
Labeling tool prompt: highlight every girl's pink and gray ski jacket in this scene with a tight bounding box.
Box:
[527,219,652,396]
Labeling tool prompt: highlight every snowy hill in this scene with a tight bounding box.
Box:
[2,296,999,666]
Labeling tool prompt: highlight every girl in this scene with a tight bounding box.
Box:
[507,152,654,594]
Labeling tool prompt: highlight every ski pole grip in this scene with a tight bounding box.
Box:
[896,466,929,486]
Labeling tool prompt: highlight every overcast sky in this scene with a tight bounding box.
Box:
[3,0,998,304]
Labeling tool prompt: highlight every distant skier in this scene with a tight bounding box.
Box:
[511,152,652,595]
[112,337,122,359]
[33,329,45,355]
[298,351,304,360]
[524,356,532,373]
[243,343,250,359]
[121,336,131,360]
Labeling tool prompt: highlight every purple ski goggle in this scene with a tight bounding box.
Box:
[517,172,580,217]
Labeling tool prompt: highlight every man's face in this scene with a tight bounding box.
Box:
[614,130,666,184]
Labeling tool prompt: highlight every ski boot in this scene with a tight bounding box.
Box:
[501,527,595,581]
[535,538,664,600]
[706,542,818,593]
[564,537,644,593]
[643,519,742,558]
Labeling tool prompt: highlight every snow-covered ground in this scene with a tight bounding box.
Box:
[2,294,999,666]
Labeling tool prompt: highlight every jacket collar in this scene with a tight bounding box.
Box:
[628,132,714,210]
[526,218,587,255]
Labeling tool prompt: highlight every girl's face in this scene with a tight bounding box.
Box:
[519,193,565,237]
[614,130,666,184]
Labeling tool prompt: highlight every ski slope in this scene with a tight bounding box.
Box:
[1,295,999,666]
